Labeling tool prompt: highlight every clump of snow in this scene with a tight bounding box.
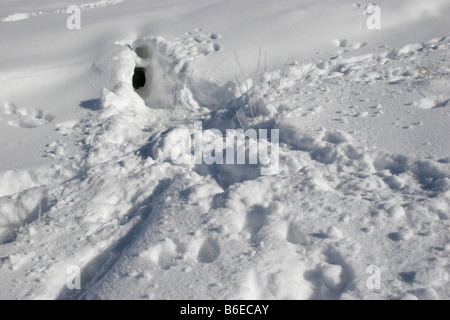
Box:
[388,205,406,219]
[1,13,31,22]
[321,263,344,289]
[415,95,450,109]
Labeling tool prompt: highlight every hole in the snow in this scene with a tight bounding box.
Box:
[133,67,146,89]
[135,46,150,59]
[198,239,220,263]
[194,163,260,190]
[399,272,416,284]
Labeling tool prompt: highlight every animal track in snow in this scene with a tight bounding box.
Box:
[179,30,222,55]
[79,0,125,10]
[171,30,223,73]
[146,239,180,270]
[0,102,55,129]
[44,141,66,158]
[319,247,354,298]
[286,223,307,245]
[1,0,125,22]
[241,206,270,245]
[197,238,220,263]
[143,236,220,270]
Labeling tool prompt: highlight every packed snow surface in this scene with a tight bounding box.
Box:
[0,0,449,300]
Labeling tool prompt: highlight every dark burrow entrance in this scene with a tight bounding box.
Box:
[133,67,146,89]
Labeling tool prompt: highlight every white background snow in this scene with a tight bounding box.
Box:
[0,0,449,300]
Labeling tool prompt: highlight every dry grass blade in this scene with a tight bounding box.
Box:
[63,200,82,230]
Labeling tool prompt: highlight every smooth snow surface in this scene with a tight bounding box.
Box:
[0,0,449,300]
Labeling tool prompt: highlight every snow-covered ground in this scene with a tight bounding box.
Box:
[0,0,449,300]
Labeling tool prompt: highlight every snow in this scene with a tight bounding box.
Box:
[0,0,449,300]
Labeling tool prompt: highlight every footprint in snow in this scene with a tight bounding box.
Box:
[241,205,270,245]
[197,238,220,264]
[143,236,220,270]
[1,102,55,129]
[145,239,181,270]
[1,0,125,22]
[175,30,222,61]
